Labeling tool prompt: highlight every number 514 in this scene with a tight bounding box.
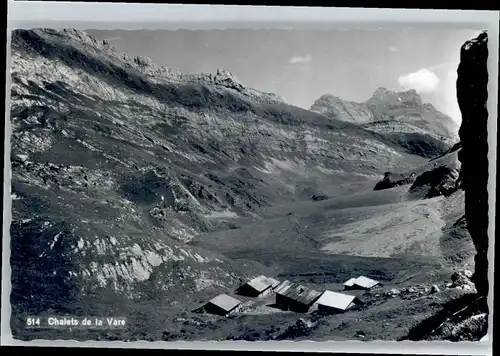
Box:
[27,317,41,326]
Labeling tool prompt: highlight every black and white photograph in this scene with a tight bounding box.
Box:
[1,3,498,351]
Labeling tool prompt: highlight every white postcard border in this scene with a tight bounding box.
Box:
[2,2,499,355]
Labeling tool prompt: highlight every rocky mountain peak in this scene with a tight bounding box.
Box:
[463,31,487,51]
[60,28,116,52]
[312,94,345,106]
[369,86,422,105]
[310,93,375,125]
[321,93,344,101]
[399,89,422,103]
[133,55,154,67]
[175,68,245,91]
[372,86,392,97]
[210,68,244,91]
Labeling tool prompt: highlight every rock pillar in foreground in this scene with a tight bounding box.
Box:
[456,31,489,297]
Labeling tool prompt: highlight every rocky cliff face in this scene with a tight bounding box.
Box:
[310,94,374,125]
[311,87,459,157]
[456,31,489,298]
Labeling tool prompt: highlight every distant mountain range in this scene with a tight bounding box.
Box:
[310,87,459,147]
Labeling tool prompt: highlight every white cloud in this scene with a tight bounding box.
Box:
[388,46,397,52]
[289,54,312,64]
[398,68,440,93]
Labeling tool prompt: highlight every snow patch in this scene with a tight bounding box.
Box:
[205,210,239,219]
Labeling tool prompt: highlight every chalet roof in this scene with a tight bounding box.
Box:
[353,276,380,288]
[267,277,280,288]
[207,294,241,312]
[274,280,293,294]
[343,276,380,289]
[315,290,357,310]
[245,275,280,292]
[343,278,357,287]
[275,281,322,306]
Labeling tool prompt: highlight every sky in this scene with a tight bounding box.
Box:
[88,28,481,124]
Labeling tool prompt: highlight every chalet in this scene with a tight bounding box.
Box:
[236,275,280,298]
[201,294,242,316]
[274,280,323,313]
[315,290,363,314]
[343,276,381,291]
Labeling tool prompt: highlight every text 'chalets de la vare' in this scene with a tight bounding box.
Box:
[25,316,127,329]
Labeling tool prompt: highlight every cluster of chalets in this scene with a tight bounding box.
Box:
[194,275,382,316]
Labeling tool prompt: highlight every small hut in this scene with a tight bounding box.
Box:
[274,281,322,313]
[236,275,280,298]
[343,276,381,291]
[200,294,242,316]
[315,290,363,314]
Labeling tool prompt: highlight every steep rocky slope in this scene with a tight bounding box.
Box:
[7,28,478,341]
[311,87,459,157]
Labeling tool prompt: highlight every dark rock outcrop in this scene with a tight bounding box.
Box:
[311,194,329,201]
[408,166,460,198]
[276,318,314,340]
[456,31,489,298]
[436,313,488,341]
[450,270,475,290]
[373,171,415,191]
